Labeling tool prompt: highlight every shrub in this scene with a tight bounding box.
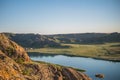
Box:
[22,68,31,75]
[6,47,15,56]
[15,58,24,64]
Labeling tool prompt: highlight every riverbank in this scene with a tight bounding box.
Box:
[27,43,120,62]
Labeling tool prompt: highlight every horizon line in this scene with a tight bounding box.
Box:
[1,32,119,35]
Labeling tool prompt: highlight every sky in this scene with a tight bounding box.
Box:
[0,0,120,34]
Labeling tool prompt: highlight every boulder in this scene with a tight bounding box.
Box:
[95,74,104,78]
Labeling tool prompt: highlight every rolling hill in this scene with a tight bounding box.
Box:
[4,32,120,48]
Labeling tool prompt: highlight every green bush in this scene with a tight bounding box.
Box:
[6,47,15,56]
[22,68,31,75]
[16,58,24,64]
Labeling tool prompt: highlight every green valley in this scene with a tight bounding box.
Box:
[27,43,120,61]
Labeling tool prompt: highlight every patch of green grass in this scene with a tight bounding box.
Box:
[27,43,120,61]
[15,58,24,64]
[22,68,31,75]
[71,67,86,72]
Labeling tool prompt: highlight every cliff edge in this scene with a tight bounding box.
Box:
[0,33,91,80]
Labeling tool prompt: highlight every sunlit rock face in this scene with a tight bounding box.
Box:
[0,33,91,80]
[0,33,30,62]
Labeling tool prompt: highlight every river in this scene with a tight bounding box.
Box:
[28,53,120,80]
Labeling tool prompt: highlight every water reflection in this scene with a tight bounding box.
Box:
[28,52,120,63]
[28,52,57,57]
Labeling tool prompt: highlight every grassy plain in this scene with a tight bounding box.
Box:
[27,43,120,61]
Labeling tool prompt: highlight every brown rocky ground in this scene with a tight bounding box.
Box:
[0,33,91,80]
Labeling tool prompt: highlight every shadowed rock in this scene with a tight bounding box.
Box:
[95,74,104,78]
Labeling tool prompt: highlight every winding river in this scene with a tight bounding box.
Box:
[28,53,120,80]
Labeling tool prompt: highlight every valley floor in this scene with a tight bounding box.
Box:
[27,43,120,61]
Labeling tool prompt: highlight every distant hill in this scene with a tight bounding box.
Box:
[4,32,120,48]
[4,33,65,48]
[46,32,120,44]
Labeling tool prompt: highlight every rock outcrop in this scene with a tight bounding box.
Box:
[0,50,25,80]
[95,74,104,79]
[0,33,91,80]
[0,33,30,62]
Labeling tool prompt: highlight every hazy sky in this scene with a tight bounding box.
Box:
[0,0,120,34]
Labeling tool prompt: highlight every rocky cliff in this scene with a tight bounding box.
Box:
[0,33,91,80]
[0,33,30,62]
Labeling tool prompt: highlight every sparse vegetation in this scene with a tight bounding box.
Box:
[6,47,15,56]
[71,67,86,72]
[15,58,24,64]
[22,68,31,75]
